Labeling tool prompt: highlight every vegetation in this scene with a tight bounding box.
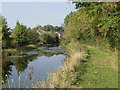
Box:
[32,25,42,30]
[0,16,62,49]
[38,2,119,88]
[1,2,119,88]
[64,2,119,50]
[0,16,11,48]
[28,29,40,44]
[32,24,64,32]
[12,21,29,47]
[39,42,118,88]
[80,46,118,88]
[64,12,74,25]
[39,33,59,46]
[40,24,64,32]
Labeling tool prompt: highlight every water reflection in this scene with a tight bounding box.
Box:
[2,46,65,87]
[2,60,13,83]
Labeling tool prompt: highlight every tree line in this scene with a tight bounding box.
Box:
[0,16,63,49]
[63,2,119,51]
[1,2,119,50]
[32,24,64,32]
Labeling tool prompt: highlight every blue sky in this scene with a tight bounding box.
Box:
[2,2,76,28]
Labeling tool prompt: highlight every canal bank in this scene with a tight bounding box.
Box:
[38,43,118,88]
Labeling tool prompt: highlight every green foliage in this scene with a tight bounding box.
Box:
[0,16,11,48]
[60,39,70,46]
[42,25,54,31]
[32,25,41,30]
[72,52,90,86]
[28,29,40,44]
[40,24,64,32]
[64,12,74,25]
[12,21,29,47]
[64,2,119,50]
[54,26,64,32]
[73,2,91,9]
[39,32,59,46]
[13,56,29,73]
[1,19,62,48]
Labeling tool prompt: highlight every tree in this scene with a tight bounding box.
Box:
[12,21,29,47]
[40,25,64,32]
[0,16,11,48]
[32,25,41,30]
[42,25,54,31]
[54,26,64,32]
[64,12,74,25]
[39,32,59,46]
[64,2,119,50]
[28,29,40,44]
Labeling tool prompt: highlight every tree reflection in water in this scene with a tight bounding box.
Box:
[2,51,39,84]
[2,60,13,83]
[2,47,65,84]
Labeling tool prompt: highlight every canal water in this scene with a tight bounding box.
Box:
[2,46,65,88]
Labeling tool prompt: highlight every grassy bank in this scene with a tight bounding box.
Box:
[80,46,118,88]
[38,42,118,88]
[3,44,38,52]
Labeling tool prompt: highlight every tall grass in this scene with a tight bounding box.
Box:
[37,42,89,88]
[37,41,118,88]
[2,66,36,89]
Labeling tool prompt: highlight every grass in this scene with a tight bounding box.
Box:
[2,42,118,88]
[3,44,38,55]
[25,44,38,49]
[38,42,118,88]
[37,42,88,88]
[81,46,118,88]
[3,48,17,52]
[37,49,85,88]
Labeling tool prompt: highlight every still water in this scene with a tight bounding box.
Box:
[2,46,65,88]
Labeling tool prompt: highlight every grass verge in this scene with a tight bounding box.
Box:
[38,43,118,88]
[81,46,118,88]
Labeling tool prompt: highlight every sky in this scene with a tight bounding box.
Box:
[2,2,76,29]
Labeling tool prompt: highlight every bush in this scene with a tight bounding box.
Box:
[39,32,59,46]
[64,3,119,51]
[12,21,29,47]
[28,29,40,44]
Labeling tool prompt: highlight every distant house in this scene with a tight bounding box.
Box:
[37,30,63,39]
[8,29,13,33]
[55,32,63,39]
[37,30,47,35]
[8,29,13,37]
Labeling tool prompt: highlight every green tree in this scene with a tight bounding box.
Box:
[0,16,11,48]
[64,2,119,50]
[39,32,59,46]
[54,26,64,32]
[42,25,54,31]
[12,21,29,47]
[28,29,40,44]
[64,12,74,25]
[32,25,41,30]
